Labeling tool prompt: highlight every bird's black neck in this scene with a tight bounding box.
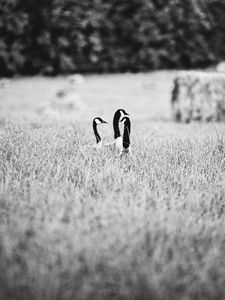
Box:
[113,111,121,139]
[123,119,131,149]
[93,121,101,143]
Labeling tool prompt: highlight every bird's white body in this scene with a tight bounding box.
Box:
[115,136,123,150]
[104,136,122,151]
[90,141,103,149]
[120,146,132,156]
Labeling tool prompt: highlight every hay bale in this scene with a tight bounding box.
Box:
[171,71,225,122]
[37,76,87,119]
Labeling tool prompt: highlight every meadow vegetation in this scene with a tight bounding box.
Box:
[1,72,225,300]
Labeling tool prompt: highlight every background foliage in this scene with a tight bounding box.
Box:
[0,0,225,76]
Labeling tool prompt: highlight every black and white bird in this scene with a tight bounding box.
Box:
[92,117,108,149]
[112,109,129,150]
[120,116,132,155]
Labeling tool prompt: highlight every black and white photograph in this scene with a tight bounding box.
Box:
[1,1,225,299]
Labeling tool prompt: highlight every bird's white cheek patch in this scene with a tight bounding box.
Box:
[115,136,122,149]
[119,111,124,119]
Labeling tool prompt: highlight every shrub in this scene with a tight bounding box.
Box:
[0,0,225,75]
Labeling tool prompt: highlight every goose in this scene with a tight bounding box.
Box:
[92,117,108,148]
[112,109,129,150]
[120,116,132,155]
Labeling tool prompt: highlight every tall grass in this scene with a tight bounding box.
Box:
[1,119,225,300]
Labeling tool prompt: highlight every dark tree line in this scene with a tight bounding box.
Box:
[0,0,225,76]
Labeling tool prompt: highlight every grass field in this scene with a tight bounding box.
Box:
[1,71,225,300]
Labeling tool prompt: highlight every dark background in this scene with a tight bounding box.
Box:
[0,0,225,76]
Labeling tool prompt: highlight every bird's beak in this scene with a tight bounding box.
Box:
[102,121,108,124]
[124,112,129,116]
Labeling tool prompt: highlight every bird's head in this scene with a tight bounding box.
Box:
[120,116,130,125]
[93,117,108,125]
[113,109,129,122]
[119,109,129,118]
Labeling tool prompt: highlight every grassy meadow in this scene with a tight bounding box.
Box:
[1,72,225,300]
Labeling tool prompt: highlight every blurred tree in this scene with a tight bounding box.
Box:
[0,0,224,76]
[208,0,225,60]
